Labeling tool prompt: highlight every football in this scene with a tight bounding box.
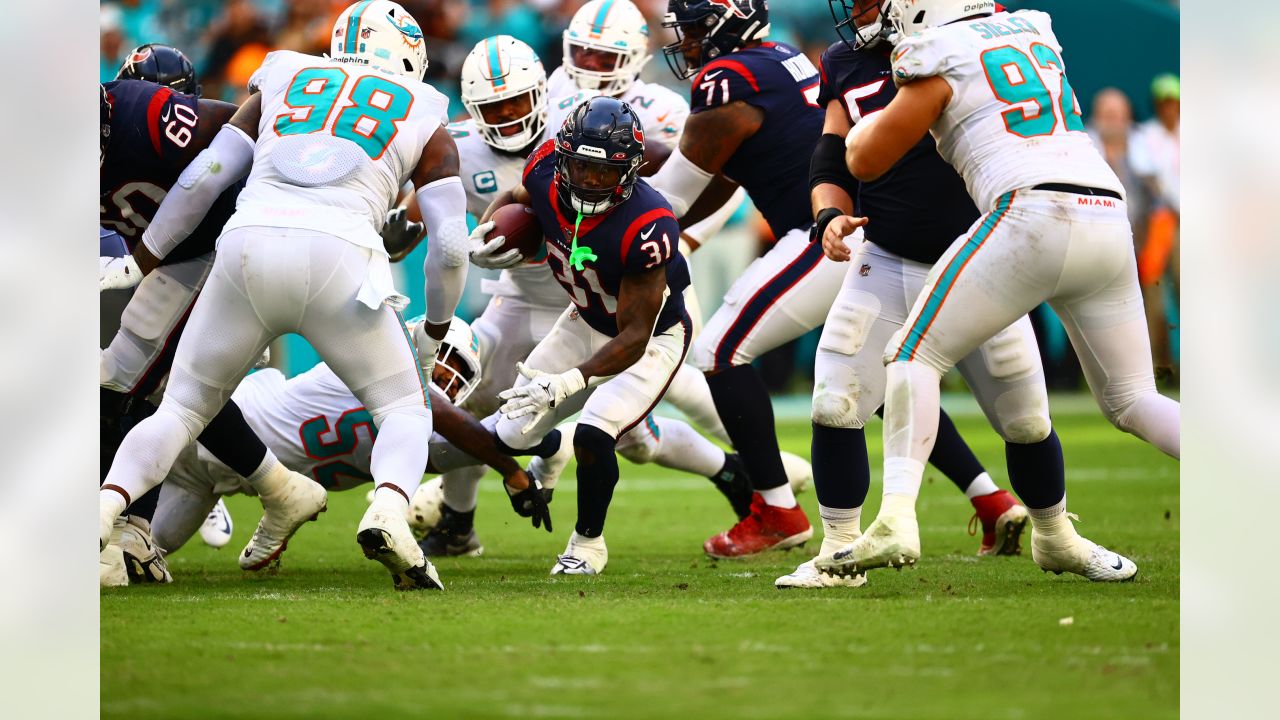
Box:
[487,203,544,261]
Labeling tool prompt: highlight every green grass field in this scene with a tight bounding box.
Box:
[101,409,1178,720]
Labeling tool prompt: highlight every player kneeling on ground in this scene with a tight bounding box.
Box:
[484,96,693,576]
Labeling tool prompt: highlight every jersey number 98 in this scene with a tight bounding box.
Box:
[274,67,413,160]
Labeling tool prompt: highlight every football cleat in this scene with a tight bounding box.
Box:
[550,532,608,575]
[100,519,128,588]
[775,558,866,589]
[239,471,327,571]
[968,489,1029,556]
[816,504,920,578]
[780,450,813,495]
[357,492,444,591]
[703,493,813,559]
[420,503,484,557]
[1032,524,1137,582]
[199,498,234,549]
[708,453,754,520]
[526,426,574,491]
[408,477,446,539]
[120,515,172,583]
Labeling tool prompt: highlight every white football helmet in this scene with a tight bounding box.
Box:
[330,0,428,79]
[460,36,548,153]
[563,0,652,96]
[408,315,483,405]
[882,0,994,38]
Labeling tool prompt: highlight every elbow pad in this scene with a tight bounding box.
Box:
[416,177,468,268]
[809,133,858,196]
[142,125,255,259]
[647,147,714,219]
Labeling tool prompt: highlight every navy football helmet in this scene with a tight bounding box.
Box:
[662,0,770,80]
[116,44,201,96]
[554,97,645,216]
[100,84,112,168]
[829,1,893,51]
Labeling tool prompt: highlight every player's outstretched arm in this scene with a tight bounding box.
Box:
[412,125,468,344]
[845,76,950,181]
[577,266,667,383]
[648,101,762,222]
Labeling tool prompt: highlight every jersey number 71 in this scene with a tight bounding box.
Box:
[274,67,413,160]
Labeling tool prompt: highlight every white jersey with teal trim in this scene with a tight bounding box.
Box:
[890,11,1122,212]
[225,50,450,252]
[452,88,601,308]
[547,67,688,150]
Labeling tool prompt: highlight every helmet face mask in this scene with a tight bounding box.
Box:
[662,0,770,80]
[554,97,644,217]
[330,0,428,80]
[116,43,201,95]
[461,35,548,153]
[563,0,652,97]
[408,315,482,405]
[829,0,894,51]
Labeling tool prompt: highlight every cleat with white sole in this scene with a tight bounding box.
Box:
[1032,528,1137,582]
[780,451,812,495]
[100,518,128,588]
[775,558,866,589]
[358,493,443,591]
[550,532,607,576]
[239,471,327,571]
[120,516,172,583]
[200,498,234,549]
[816,510,920,578]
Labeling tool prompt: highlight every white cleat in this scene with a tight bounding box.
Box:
[780,451,812,495]
[357,493,443,591]
[100,494,124,551]
[120,516,172,583]
[100,519,128,588]
[239,471,327,571]
[407,477,446,540]
[816,510,920,578]
[1032,529,1137,582]
[775,558,866,589]
[550,532,608,576]
[200,498,234,549]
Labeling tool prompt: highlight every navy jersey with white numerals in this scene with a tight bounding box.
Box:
[100,79,242,264]
[522,141,691,338]
[689,42,824,237]
[817,41,978,264]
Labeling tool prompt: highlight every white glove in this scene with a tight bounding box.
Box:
[413,321,442,384]
[498,363,587,434]
[100,254,142,291]
[468,220,523,270]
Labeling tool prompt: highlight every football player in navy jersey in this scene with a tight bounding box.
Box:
[98,67,310,585]
[774,0,1057,588]
[649,0,840,558]
[483,97,693,575]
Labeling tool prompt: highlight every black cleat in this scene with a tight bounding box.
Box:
[419,504,484,557]
[709,453,754,520]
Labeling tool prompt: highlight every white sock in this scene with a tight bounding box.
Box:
[1027,497,1073,536]
[964,471,1000,499]
[649,417,726,478]
[100,489,127,521]
[818,504,861,555]
[441,465,485,512]
[882,457,925,499]
[373,485,411,509]
[759,484,797,509]
[245,452,291,497]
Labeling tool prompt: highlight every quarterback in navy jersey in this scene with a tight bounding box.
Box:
[649,0,854,559]
[484,97,694,576]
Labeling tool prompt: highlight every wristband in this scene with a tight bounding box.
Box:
[811,207,845,243]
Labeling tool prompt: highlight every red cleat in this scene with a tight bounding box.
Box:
[704,493,813,559]
[968,489,1029,556]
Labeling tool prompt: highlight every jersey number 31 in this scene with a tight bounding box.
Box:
[274,67,413,160]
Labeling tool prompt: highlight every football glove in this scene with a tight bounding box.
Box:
[468,220,522,270]
[498,364,586,434]
[100,254,142,291]
[381,207,425,262]
[505,472,552,532]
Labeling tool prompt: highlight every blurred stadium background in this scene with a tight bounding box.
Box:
[100,0,1180,395]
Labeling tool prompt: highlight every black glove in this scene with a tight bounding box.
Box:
[507,475,553,533]
[381,207,425,262]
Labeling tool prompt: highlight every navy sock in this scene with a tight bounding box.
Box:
[928,408,987,493]
[705,365,788,491]
[573,425,619,538]
[1005,429,1065,509]
[811,423,869,509]
[128,484,161,522]
[198,399,269,479]
[493,428,563,458]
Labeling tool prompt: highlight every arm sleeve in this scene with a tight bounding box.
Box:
[682,187,745,247]
[646,147,714,219]
[416,176,469,326]
[140,125,255,259]
[810,132,859,196]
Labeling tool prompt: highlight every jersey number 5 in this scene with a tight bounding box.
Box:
[980,44,1085,138]
[274,67,413,160]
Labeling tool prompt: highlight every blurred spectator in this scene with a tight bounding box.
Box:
[418,0,474,118]
[101,5,126,82]
[1088,88,1149,232]
[460,1,549,56]
[200,0,272,101]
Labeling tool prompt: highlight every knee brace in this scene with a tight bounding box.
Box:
[812,290,880,429]
[812,378,864,429]
[991,386,1052,444]
[980,325,1037,382]
[573,423,618,467]
[616,419,660,465]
